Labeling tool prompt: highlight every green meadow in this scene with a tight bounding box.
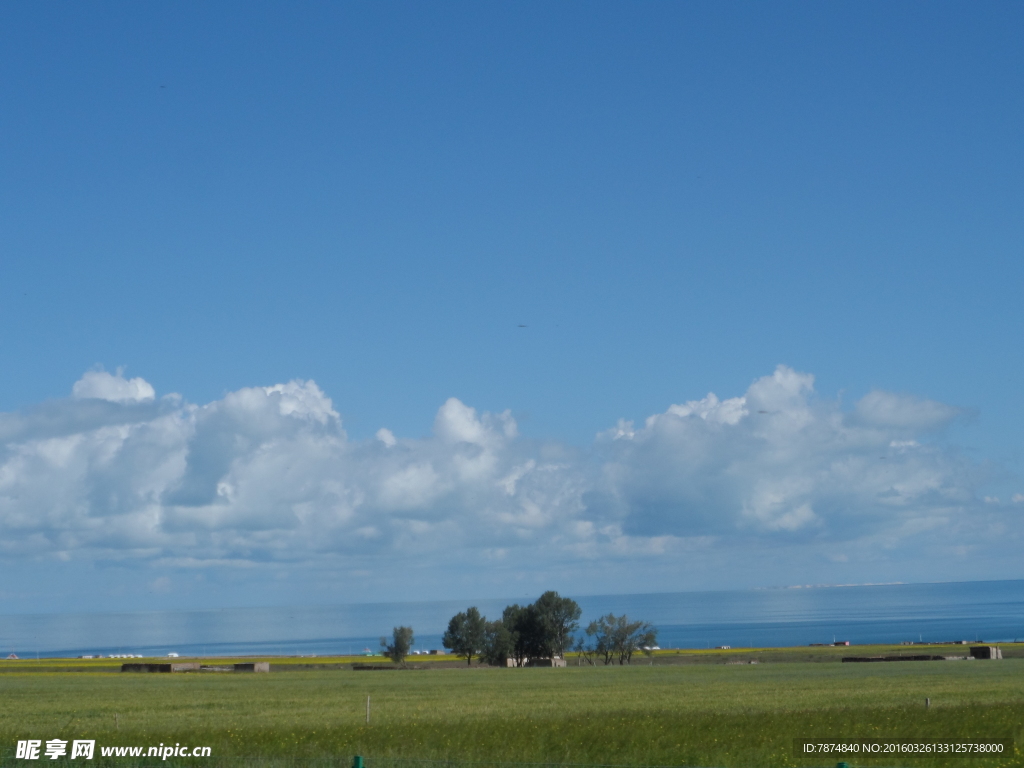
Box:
[0,649,1021,768]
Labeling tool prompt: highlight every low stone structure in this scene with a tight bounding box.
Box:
[506,657,567,667]
[529,657,566,667]
[121,663,201,673]
[970,646,1002,659]
[122,662,269,673]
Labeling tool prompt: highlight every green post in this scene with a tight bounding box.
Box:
[353,757,364,768]
[837,762,849,768]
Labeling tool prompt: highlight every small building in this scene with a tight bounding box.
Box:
[507,657,566,667]
[970,646,1002,660]
[834,641,850,646]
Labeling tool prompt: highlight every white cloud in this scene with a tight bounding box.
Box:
[597,366,974,542]
[854,390,958,431]
[375,428,397,448]
[0,365,1017,594]
[262,380,339,424]
[665,392,748,426]
[433,398,516,446]
[72,369,156,403]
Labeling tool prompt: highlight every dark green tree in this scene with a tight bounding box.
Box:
[500,604,526,666]
[442,606,487,665]
[500,592,581,665]
[502,602,543,665]
[380,625,414,665]
[481,619,515,666]
[533,590,581,658]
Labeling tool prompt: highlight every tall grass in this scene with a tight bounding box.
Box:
[0,662,1020,768]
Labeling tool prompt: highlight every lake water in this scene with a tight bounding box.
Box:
[2,579,1021,658]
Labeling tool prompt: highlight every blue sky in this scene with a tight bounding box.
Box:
[1,2,1023,613]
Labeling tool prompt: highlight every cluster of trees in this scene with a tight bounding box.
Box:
[442,591,582,666]
[575,613,658,666]
[442,591,658,666]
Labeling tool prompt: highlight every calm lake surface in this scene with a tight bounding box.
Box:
[2,579,1021,658]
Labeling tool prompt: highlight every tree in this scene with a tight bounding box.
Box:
[573,635,596,666]
[502,602,546,665]
[585,613,658,665]
[442,607,487,665]
[481,619,515,667]
[499,592,583,666]
[533,591,581,658]
[584,613,617,665]
[380,626,414,665]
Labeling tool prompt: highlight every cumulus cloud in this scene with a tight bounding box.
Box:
[0,366,1015,589]
[597,366,973,541]
[72,368,156,403]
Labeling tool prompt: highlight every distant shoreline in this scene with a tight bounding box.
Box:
[2,641,1022,667]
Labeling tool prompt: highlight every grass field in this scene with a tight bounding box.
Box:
[0,648,1021,768]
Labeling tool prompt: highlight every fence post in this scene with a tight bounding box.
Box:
[353,756,364,768]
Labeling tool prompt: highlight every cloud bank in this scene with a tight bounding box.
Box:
[0,366,1019,601]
